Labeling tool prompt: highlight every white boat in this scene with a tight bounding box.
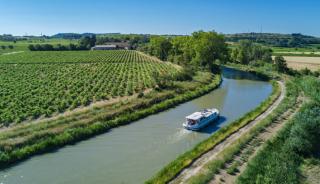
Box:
[183,108,219,130]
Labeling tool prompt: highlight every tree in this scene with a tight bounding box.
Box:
[8,45,14,49]
[1,45,6,50]
[59,44,70,51]
[34,44,43,51]
[262,51,273,63]
[42,44,54,51]
[150,36,172,61]
[274,56,288,73]
[142,31,229,70]
[69,43,77,50]
[191,31,229,68]
[170,36,194,65]
[28,44,35,51]
[231,40,272,65]
[79,35,96,49]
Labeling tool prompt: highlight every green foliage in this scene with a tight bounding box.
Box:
[28,35,96,51]
[231,40,272,65]
[226,33,320,47]
[226,161,241,175]
[298,76,320,103]
[185,80,299,184]
[149,36,172,61]
[237,77,320,184]
[0,39,79,55]
[0,72,220,167]
[0,50,178,125]
[146,77,280,184]
[191,31,229,68]
[274,56,288,73]
[144,31,229,69]
[79,35,96,49]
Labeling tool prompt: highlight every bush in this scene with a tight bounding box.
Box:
[238,77,320,184]
[138,92,144,98]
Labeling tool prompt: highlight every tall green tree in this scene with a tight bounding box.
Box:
[231,40,272,65]
[150,36,172,61]
[274,56,288,73]
[79,35,96,49]
[191,31,229,68]
[170,36,194,65]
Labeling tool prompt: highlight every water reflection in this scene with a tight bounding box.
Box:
[198,116,227,134]
[0,68,273,184]
[222,67,264,81]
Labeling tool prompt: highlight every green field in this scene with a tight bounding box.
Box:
[0,50,178,125]
[271,44,320,57]
[0,39,77,54]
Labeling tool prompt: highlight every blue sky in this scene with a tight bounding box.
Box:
[1,0,319,36]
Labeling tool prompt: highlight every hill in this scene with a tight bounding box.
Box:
[225,33,320,47]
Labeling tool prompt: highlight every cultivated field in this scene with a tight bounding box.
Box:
[273,56,320,71]
[0,39,77,55]
[282,56,320,71]
[0,50,178,125]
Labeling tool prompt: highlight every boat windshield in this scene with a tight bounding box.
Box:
[187,119,197,125]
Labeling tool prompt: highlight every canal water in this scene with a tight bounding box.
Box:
[0,68,272,184]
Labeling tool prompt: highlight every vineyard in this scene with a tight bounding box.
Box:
[0,50,163,63]
[0,50,179,125]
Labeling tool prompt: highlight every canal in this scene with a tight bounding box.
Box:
[0,68,273,184]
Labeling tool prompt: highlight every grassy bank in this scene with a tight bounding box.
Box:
[145,78,280,184]
[237,76,320,184]
[0,72,221,168]
[185,79,300,184]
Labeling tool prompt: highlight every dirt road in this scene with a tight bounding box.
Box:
[170,81,285,184]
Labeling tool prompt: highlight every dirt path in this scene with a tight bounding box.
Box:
[170,81,286,184]
[210,94,304,184]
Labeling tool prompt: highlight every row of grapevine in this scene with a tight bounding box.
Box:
[0,50,165,64]
[0,51,178,125]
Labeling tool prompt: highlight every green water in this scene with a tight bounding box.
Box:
[0,68,273,184]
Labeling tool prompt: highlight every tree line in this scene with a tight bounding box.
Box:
[28,35,96,51]
[0,45,14,50]
[140,31,229,71]
[228,40,320,76]
[226,33,320,47]
[139,31,291,74]
[28,34,150,51]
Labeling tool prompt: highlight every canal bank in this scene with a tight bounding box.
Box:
[0,68,273,184]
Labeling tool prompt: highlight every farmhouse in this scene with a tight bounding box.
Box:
[91,45,118,50]
[92,42,130,50]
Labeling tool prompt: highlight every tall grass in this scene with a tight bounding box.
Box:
[145,81,281,184]
[185,80,300,184]
[237,76,320,184]
[0,73,221,168]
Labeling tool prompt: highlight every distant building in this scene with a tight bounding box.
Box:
[91,45,118,50]
[91,42,130,50]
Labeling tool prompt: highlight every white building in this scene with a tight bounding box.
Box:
[91,45,118,50]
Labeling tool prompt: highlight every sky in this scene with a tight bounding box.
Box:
[1,0,320,36]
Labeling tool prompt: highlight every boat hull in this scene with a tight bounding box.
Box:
[183,114,219,131]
